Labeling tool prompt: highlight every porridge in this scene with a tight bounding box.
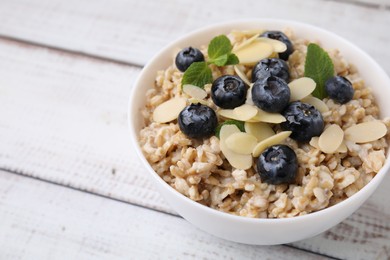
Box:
[139,29,389,218]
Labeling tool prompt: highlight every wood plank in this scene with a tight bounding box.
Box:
[0,0,389,71]
[0,35,389,259]
[0,38,171,213]
[0,170,328,259]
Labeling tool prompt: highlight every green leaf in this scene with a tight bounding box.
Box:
[182,61,213,88]
[225,53,239,65]
[215,120,245,139]
[210,54,228,66]
[304,43,335,99]
[208,35,232,60]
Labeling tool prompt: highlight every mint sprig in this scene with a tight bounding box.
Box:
[181,35,239,88]
[304,43,335,99]
[181,62,213,87]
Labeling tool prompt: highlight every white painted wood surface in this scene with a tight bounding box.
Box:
[0,170,325,260]
[0,0,389,71]
[0,0,390,259]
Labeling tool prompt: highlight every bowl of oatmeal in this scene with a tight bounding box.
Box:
[128,19,390,245]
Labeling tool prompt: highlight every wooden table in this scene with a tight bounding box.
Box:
[0,0,389,259]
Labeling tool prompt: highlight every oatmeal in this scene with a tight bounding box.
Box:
[139,29,389,218]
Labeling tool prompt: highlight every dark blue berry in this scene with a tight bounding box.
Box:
[281,101,324,142]
[251,58,290,83]
[260,31,293,61]
[178,103,218,139]
[211,75,248,109]
[325,76,354,104]
[256,145,298,185]
[251,76,290,113]
[175,47,205,72]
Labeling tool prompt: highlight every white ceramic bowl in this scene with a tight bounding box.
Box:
[128,19,390,245]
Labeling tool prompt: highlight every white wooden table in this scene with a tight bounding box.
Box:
[0,0,389,259]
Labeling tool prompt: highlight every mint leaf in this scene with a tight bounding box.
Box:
[215,120,245,138]
[182,61,212,88]
[304,43,334,99]
[210,54,228,66]
[225,53,239,65]
[208,35,232,60]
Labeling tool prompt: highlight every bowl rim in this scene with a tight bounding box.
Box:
[128,18,390,224]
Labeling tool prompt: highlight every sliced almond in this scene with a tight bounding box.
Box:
[248,108,286,124]
[218,109,238,121]
[188,98,208,105]
[336,141,347,153]
[234,65,251,86]
[234,41,273,65]
[257,37,287,53]
[233,104,258,121]
[244,122,275,142]
[288,77,316,102]
[225,132,258,154]
[233,33,261,52]
[344,121,387,143]
[309,137,320,149]
[220,125,253,169]
[245,85,255,105]
[318,124,344,154]
[302,95,329,113]
[183,84,207,100]
[252,131,292,157]
[152,97,186,123]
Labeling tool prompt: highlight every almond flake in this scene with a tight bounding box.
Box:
[257,37,287,53]
[244,122,275,142]
[188,98,208,105]
[225,132,258,154]
[233,33,261,52]
[183,84,207,100]
[336,141,347,153]
[152,97,186,123]
[245,85,255,105]
[344,121,387,143]
[234,65,251,86]
[301,95,329,113]
[234,41,273,65]
[318,124,344,154]
[220,125,253,170]
[309,137,320,149]
[218,109,239,121]
[288,77,316,101]
[233,104,258,121]
[248,108,286,123]
[252,131,292,157]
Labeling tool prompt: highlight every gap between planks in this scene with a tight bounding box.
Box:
[0,167,341,260]
[0,34,144,68]
[325,0,390,10]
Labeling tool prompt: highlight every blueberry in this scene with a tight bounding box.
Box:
[325,76,354,104]
[256,145,298,185]
[251,58,290,83]
[251,76,290,113]
[175,47,205,72]
[260,31,293,60]
[211,75,248,109]
[178,103,218,139]
[281,101,324,142]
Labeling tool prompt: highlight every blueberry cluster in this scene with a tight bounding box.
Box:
[173,31,355,185]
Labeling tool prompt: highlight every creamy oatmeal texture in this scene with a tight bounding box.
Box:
[139,29,389,218]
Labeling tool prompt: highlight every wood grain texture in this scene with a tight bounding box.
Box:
[0,170,328,260]
[0,37,389,259]
[0,38,171,213]
[0,0,389,71]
